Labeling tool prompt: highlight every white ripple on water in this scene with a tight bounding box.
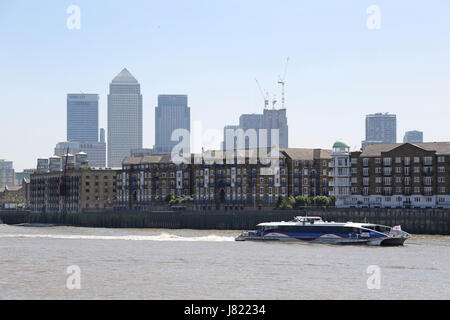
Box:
[0,232,235,242]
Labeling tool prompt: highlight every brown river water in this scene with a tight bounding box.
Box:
[0,223,449,300]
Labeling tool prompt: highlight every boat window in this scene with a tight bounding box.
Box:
[374,225,391,233]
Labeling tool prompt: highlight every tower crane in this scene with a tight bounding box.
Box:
[277,57,290,109]
[255,78,269,109]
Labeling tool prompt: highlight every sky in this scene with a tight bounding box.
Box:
[1,0,450,171]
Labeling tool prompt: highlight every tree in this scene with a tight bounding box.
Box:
[312,196,329,206]
[276,195,286,209]
[165,194,175,203]
[295,195,309,208]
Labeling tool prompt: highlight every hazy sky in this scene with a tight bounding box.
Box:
[1,0,450,171]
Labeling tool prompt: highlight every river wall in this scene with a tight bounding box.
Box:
[15,208,450,235]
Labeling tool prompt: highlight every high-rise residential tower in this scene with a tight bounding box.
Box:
[222,108,288,150]
[403,130,423,143]
[154,95,190,154]
[362,113,396,149]
[107,68,143,167]
[67,94,99,142]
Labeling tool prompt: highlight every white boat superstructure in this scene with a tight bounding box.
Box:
[235,216,410,246]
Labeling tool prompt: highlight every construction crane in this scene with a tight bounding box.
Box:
[255,78,269,109]
[277,57,290,109]
[271,94,277,109]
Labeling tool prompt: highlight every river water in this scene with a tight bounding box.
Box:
[0,223,449,300]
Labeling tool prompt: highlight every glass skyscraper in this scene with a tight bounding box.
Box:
[403,130,423,143]
[154,95,190,154]
[107,68,143,167]
[362,113,397,149]
[67,94,99,142]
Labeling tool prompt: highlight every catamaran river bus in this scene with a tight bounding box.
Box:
[235,216,410,246]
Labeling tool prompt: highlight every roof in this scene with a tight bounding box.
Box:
[123,154,177,165]
[124,148,286,165]
[111,68,138,84]
[281,148,332,160]
[333,140,350,148]
[0,185,23,193]
[360,142,450,157]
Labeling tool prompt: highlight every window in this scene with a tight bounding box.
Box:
[363,158,369,166]
[383,158,392,166]
[395,157,402,164]
[423,157,433,165]
[414,157,420,163]
[437,156,445,163]
[404,177,411,185]
[363,178,369,186]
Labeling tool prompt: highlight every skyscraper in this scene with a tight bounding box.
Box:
[222,108,288,150]
[154,95,190,154]
[107,68,143,167]
[67,94,99,142]
[362,113,396,149]
[403,130,423,143]
[0,159,15,188]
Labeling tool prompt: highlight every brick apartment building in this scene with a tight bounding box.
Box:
[331,141,450,208]
[117,148,333,210]
[30,168,118,213]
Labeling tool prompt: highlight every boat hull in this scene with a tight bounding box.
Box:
[235,234,408,246]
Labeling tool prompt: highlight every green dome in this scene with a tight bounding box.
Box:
[333,140,350,148]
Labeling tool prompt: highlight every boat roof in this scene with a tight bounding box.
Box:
[256,217,385,228]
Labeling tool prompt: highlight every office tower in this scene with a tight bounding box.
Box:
[107,68,143,167]
[99,128,105,143]
[361,113,396,149]
[67,94,99,142]
[403,130,423,143]
[0,160,15,188]
[154,95,190,154]
[36,159,49,174]
[223,108,288,150]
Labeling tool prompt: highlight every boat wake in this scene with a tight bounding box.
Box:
[0,232,235,242]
